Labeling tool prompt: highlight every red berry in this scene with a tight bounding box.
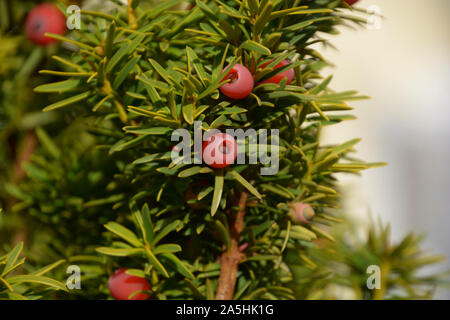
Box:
[220,64,254,99]
[288,202,315,224]
[202,133,237,169]
[25,3,66,46]
[344,0,359,5]
[108,268,151,300]
[259,60,295,85]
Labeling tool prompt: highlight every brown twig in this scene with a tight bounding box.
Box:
[7,130,37,245]
[215,191,248,300]
[12,130,37,184]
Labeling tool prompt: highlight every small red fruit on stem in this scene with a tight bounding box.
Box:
[259,60,295,85]
[25,3,66,46]
[344,0,359,6]
[202,133,237,169]
[220,64,254,99]
[108,268,151,300]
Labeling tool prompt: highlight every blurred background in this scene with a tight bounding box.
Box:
[319,0,450,298]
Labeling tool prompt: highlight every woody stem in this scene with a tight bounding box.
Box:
[215,191,248,300]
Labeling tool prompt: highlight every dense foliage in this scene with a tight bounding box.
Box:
[0,0,445,300]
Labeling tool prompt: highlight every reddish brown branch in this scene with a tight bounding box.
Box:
[8,130,37,245]
[12,130,37,184]
[215,191,248,300]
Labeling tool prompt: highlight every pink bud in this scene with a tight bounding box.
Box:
[288,202,315,224]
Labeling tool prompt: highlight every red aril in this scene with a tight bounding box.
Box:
[25,3,66,46]
[220,64,254,99]
[108,268,151,300]
[259,59,295,85]
[202,133,237,169]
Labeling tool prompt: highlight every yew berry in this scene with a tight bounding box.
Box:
[344,0,359,5]
[259,60,295,85]
[202,133,237,169]
[25,3,66,46]
[220,64,254,99]
[288,202,315,224]
[108,268,151,300]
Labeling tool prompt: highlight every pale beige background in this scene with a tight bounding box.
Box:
[319,0,450,298]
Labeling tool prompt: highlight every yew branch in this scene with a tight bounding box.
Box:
[215,191,248,300]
